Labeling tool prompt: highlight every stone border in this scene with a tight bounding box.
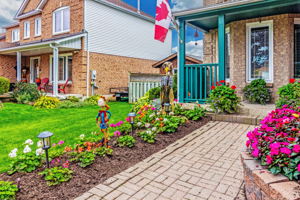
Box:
[241,152,300,200]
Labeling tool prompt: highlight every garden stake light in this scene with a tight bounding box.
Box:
[37,131,53,168]
[164,103,171,115]
[128,112,136,135]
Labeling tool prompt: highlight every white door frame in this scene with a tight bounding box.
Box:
[30,57,40,83]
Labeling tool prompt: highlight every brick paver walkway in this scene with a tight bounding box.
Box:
[75,121,255,200]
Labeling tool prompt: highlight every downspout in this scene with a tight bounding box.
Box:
[84,0,90,97]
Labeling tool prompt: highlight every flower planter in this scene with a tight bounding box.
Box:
[241,152,300,200]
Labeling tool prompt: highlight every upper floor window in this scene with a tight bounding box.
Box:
[53,7,70,35]
[24,21,30,39]
[12,29,20,42]
[35,18,42,36]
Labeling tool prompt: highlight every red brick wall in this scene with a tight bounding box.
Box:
[23,0,41,13]
[0,55,17,83]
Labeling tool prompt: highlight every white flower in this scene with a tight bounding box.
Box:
[146,130,152,134]
[37,141,43,148]
[9,152,17,158]
[80,134,85,139]
[155,118,160,121]
[23,145,32,154]
[163,118,168,122]
[24,139,33,145]
[149,114,155,118]
[169,112,174,116]
[152,127,157,132]
[11,148,18,153]
[137,122,142,127]
[145,123,151,128]
[36,148,44,156]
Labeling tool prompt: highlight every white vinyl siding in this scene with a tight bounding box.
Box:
[24,21,30,39]
[35,17,42,36]
[84,0,172,60]
[12,29,20,42]
[53,7,70,35]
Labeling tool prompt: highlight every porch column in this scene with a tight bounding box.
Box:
[52,46,59,96]
[218,15,225,82]
[178,20,186,103]
[16,52,21,82]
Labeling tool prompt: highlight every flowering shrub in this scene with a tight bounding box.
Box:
[138,129,157,144]
[208,82,240,113]
[117,135,136,148]
[94,147,113,157]
[243,79,271,105]
[7,139,43,175]
[246,106,300,180]
[12,82,40,104]
[0,180,18,200]
[39,167,73,186]
[70,151,96,168]
[153,116,186,133]
[0,76,9,95]
[84,95,100,105]
[276,79,300,108]
[34,96,60,109]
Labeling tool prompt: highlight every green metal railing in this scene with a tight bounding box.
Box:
[183,63,219,103]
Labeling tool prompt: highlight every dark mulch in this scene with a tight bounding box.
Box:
[0,118,210,200]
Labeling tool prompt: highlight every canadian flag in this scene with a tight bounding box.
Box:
[154,0,172,42]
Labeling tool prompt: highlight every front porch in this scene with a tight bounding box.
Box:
[175,0,300,103]
[0,33,87,96]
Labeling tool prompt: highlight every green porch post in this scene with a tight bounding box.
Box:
[178,20,186,102]
[218,15,225,82]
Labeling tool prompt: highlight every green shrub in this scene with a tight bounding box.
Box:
[57,101,88,109]
[94,147,113,157]
[208,85,241,114]
[148,87,160,100]
[84,95,99,105]
[153,115,186,133]
[39,167,73,186]
[132,95,151,112]
[276,80,300,108]
[8,152,42,175]
[243,79,271,105]
[0,77,10,95]
[70,151,95,168]
[183,106,206,121]
[66,96,80,102]
[117,135,136,148]
[34,96,60,109]
[138,130,156,144]
[12,82,40,104]
[0,181,18,200]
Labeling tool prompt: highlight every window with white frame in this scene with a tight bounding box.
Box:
[24,21,30,39]
[246,21,273,83]
[50,54,72,83]
[12,29,20,42]
[225,27,230,80]
[294,19,300,78]
[53,7,70,35]
[35,18,41,36]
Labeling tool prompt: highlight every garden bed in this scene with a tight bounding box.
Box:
[0,118,210,200]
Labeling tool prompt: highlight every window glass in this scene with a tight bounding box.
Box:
[12,29,20,42]
[68,57,73,81]
[225,31,230,80]
[55,11,62,33]
[24,21,30,38]
[295,24,300,78]
[35,18,41,36]
[50,55,72,82]
[63,8,70,31]
[53,7,70,34]
[250,27,270,80]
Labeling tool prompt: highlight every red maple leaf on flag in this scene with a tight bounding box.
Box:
[156,1,169,21]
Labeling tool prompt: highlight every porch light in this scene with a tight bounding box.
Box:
[37,131,53,168]
[128,113,136,135]
[164,103,171,115]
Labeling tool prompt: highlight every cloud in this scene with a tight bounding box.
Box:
[171,0,204,12]
[0,0,23,29]
[172,39,203,60]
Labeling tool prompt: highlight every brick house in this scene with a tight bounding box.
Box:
[0,0,172,96]
[174,0,300,103]
[152,53,202,74]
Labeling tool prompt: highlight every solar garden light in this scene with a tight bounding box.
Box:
[128,112,136,135]
[164,103,171,115]
[37,131,53,168]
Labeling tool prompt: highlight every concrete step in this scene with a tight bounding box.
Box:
[207,113,264,125]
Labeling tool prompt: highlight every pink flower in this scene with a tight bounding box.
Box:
[298,164,300,172]
[270,148,279,156]
[266,155,273,165]
[58,141,65,145]
[293,145,300,153]
[110,124,116,128]
[62,161,70,168]
[280,147,292,155]
[125,117,131,122]
[151,107,156,111]
[252,149,260,157]
[270,143,281,149]
[114,131,121,137]
[174,99,178,102]
[287,138,296,142]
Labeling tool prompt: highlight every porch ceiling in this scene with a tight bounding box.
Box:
[176,0,300,32]
[0,46,79,56]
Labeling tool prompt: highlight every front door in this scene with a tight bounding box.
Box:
[30,57,40,83]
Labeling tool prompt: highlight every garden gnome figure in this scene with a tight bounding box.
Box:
[160,62,174,114]
[96,96,111,147]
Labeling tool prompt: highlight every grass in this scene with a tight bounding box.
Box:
[0,102,132,172]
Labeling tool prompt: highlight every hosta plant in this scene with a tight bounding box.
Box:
[138,129,157,144]
[243,79,271,105]
[70,151,95,168]
[0,181,18,200]
[246,106,300,180]
[183,105,206,121]
[117,135,136,148]
[39,167,73,186]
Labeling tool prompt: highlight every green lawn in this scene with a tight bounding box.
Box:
[0,102,132,172]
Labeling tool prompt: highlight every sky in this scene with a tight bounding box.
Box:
[0,0,204,59]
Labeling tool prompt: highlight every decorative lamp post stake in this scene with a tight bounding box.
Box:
[37,131,53,168]
[128,112,136,135]
[164,103,171,115]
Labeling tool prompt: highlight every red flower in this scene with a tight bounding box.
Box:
[287,138,296,142]
[211,86,216,90]
[231,85,237,90]
[290,79,296,84]
[220,80,225,83]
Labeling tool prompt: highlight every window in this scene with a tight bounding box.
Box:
[225,28,230,80]
[246,21,273,83]
[12,29,20,42]
[35,18,41,36]
[50,54,72,83]
[53,7,70,35]
[294,23,300,78]
[24,21,30,39]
